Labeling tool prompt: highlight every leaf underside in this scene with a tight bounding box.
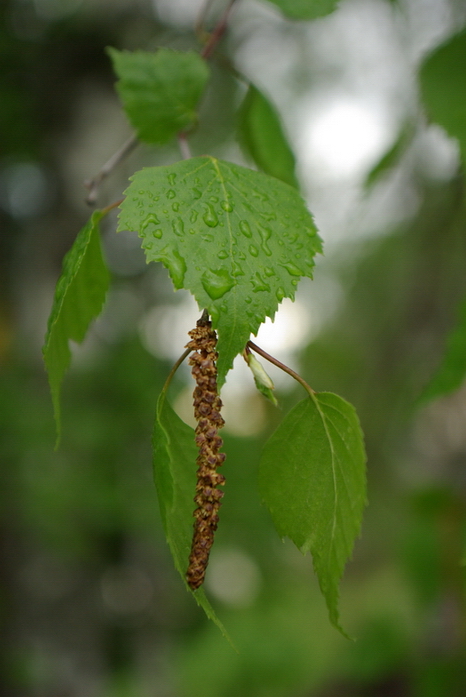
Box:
[238,84,298,188]
[420,28,466,162]
[107,47,210,145]
[258,392,367,636]
[43,210,110,443]
[153,391,231,640]
[118,156,322,385]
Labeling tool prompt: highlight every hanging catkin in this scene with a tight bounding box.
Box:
[185,313,226,590]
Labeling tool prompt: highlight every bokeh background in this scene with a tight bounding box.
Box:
[1,0,466,695]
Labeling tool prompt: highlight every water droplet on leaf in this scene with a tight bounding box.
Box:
[221,200,234,212]
[190,210,198,223]
[172,202,180,212]
[192,188,202,200]
[251,272,270,293]
[172,217,185,237]
[258,225,272,256]
[167,173,176,185]
[276,287,285,301]
[201,268,235,300]
[166,189,176,199]
[217,249,229,259]
[249,244,259,257]
[239,220,252,238]
[141,213,160,232]
[203,204,219,228]
[280,262,302,277]
[154,246,186,289]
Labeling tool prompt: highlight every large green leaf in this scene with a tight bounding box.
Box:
[258,393,366,635]
[153,390,231,639]
[117,156,321,385]
[420,29,466,162]
[107,48,210,145]
[420,294,466,402]
[262,0,340,20]
[238,84,298,188]
[43,210,110,443]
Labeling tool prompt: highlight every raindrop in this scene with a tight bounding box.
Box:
[192,188,202,199]
[154,229,163,239]
[221,200,234,212]
[154,246,186,289]
[167,172,177,185]
[239,220,252,238]
[249,244,259,257]
[190,210,198,223]
[172,217,185,237]
[217,250,229,259]
[209,196,219,203]
[231,261,245,277]
[203,203,219,228]
[258,225,272,256]
[245,296,252,304]
[140,213,160,232]
[202,234,214,243]
[201,268,235,300]
[138,190,145,195]
[238,251,246,261]
[172,202,180,212]
[166,189,176,199]
[142,240,153,250]
[189,229,196,235]
[251,272,270,293]
[280,262,302,276]
[276,287,285,302]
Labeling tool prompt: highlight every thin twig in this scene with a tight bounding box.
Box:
[200,0,239,60]
[100,198,124,216]
[177,131,193,160]
[84,133,139,205]
[195,0,217,40]
[161,347,192,395]
[247,341,315,396]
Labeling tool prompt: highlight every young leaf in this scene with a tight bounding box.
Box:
[238,84,298,188]
[245,351,278,406]
[258,392,366,635]
[419,294,466,402]
[107,48,210,145]
[262,0,339,20]
[153,390,231,639]
[420,29,466,162]
[117,156,322,385]
[43,210,110,443]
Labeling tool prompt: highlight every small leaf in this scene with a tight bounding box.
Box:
[363,123,414,190]
[420,29,466,162]
[262,0,340,20]
[419,294,466,402]
[107,48,210,145]
[238,84,298,188]
[43,210,110,444]
[153,390,231,640]
[245,352,278,406]
[118,157,322,386]
[258,392,366,635]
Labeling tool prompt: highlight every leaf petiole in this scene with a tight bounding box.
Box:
[247,340,315,396]
[161,347,192,396]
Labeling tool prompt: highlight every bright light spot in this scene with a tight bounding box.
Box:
[255,298,312,353]
[301,99,387,178]
[139,295,199,361]
[0,162,52,218]
[206,548,261,607]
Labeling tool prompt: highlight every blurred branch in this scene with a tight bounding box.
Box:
[84,133,139,205]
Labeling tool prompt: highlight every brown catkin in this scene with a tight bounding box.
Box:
[185,313,226,590]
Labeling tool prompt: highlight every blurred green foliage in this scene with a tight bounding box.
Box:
[1,0,466,696]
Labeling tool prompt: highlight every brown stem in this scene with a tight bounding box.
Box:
[84,133,139,205]
[100,198,124,216]
[247,341,315,396]
[200,0,239,60]
[161,348,192,396]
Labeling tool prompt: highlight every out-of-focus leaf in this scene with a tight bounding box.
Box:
[259,392,367,636]
[262,0,340,20]
[153,390,231,640]
[43,210,110,444]
[107,48,210,145]
[238,84,298,188]
[420,29,466,162]
[419,294,466,402]
[364,123,414,189]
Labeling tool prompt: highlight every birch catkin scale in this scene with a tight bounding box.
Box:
[185,314,226,590]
